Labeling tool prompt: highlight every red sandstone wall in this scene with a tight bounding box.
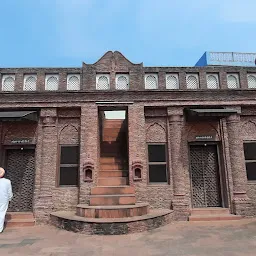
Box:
[144,117,173,209]
[34,108,81,222]
[241,115,256,215]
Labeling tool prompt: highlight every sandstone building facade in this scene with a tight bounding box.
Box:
[1,51,256,234]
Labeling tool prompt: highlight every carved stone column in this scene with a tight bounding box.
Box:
[226,113,250,215]
[168,107,189,220]
[34,108,58,223]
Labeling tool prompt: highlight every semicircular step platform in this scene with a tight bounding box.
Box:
[51,209,173,235]
[76,202,149,218]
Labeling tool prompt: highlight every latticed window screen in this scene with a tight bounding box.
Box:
[96,75,110,90]
[247,74,256,89]
[145,74,158,89]
[67,75,80,90]
[24,75,37,91]
[227,74,239,89]
[45,75,59,91]
[166,74,179,89]
[2,75,15,91]
[206,74,219,89]
[186,74,199,89]
[116,75,129,90]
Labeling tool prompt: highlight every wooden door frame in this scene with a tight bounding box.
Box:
[3,146,36,212]
[3,145,35,168]
[188,142,225,208]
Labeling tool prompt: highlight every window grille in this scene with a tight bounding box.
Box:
[116,75,129,90]
[96,75,110,90]
[227,74,239,89]
[166,74,179,89]
[45,75,59,91]
[186,74,199,89]
[67,75,80,90]
[145,74,158,89]
[243,142,256,180]
[247,74,256,89]
[2,75,15,91]
[206,74,219,89]
[24,75,37,91]
[148,144,167,183]
[59,145,79,186]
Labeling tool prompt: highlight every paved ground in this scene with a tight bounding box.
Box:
[1,219,256,256]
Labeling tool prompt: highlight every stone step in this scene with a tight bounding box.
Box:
[98,177,128,186]
[91,186,135,195]
[103,121,125,129]
[104,127,125,133]
[191,208,230,215]
[101,144,121,151]
[5,219,35,228]
[51,209,173,235]
[100,152,124,157]
[100,157,125,164]
[76,203,149,218]
[189,214,242,221]
[89,194,136,206]
[5,212,34,220]
[99,171,128,177]
[100,163,125,170]
[5,212,35,228]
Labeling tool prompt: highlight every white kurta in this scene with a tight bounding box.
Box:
[0,178,13,232]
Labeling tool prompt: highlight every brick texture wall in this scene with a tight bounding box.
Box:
[1,51,256,222]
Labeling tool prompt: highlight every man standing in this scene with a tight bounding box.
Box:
[0,167,13,233]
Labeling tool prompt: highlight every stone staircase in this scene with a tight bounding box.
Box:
[189,208,242,221]
[51,118,173,234]
[88,119,139,215]
[5,212,35,228]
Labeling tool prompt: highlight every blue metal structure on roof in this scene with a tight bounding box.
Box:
[195,51,256,67]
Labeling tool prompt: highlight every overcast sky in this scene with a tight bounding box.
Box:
[0,0,255,67]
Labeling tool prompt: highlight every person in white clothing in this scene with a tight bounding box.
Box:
[0,167,13,233]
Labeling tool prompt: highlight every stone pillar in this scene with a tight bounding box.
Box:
[128,103,147,200]
[79,104,98,204]
[226,113,250,215]
[168,107,189,220]
[34,108,58,223]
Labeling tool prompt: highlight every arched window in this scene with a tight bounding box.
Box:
[207,74,219,89]
[2,75,15,91]
[186,74,199,89]
[45,75,59,91]
[248,74,256,89]
[145,74,158,89]
[67,75,80,90]
[96,75,110,90]
[166,74,179,89]
[24,75,37,91]
[227,74,239,89]
[116,75,129,90]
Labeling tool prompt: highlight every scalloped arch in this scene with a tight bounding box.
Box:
[242,120,256,139]
[186,122,220,141]
[59,124,79,144]
[146,122,166,142]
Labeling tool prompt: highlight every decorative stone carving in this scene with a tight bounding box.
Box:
[42,116,57,126]
[131,160,143,181]
[83,160,94,182]
[146,122,166,143]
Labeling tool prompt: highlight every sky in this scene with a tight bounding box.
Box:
[0,0,256,67]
